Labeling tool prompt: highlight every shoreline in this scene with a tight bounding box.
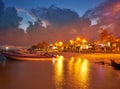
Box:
[52,52,120,63]
[53,52,120,58]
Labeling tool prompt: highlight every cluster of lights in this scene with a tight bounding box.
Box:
[51,37,88,51]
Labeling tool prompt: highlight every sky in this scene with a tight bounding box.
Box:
[4,0,106,30]
[1,0,120,45]
[4,0,106,16]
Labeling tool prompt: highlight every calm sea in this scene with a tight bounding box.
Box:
[0,54,120,89]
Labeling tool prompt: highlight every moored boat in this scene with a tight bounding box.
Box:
[0,54,6,66]
[1,51,56,61]
[111,59,120,70]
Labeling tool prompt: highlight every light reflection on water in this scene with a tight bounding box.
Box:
[53,56,89,89]
[53,56,64,89]
[77,58,89,89]
[0,55,120,89]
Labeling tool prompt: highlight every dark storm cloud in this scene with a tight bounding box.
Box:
[0,0,93,45]
[30,5,80,26]
[0,7,22,29]
[25,0,120,43]
[26,5,94,44]
[0,0,26,45]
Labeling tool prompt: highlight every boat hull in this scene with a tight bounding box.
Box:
[2,52,55,61]
[111,60,120,70]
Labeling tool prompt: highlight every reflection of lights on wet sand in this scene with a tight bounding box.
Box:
[53,56,64,89]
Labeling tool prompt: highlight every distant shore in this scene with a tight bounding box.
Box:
[52,52,120,63]
[53,52,120,58]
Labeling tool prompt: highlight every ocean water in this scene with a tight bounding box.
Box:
[0,54,120,89]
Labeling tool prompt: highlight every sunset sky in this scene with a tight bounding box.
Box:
[0,0,120,45]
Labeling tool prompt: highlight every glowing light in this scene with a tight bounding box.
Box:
[55,42,58,46]
[82,39,87,43]
[76,37,81,41]
[69,40,74,45]
[5,46,9,50]
[107,42,111,47]
[52,58,56,64]
[52,46,57,50]
[59,42,63,46]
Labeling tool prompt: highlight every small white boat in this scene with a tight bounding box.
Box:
[2,51,56,61]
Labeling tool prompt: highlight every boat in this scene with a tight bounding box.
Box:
[1,51,56,61]
[0,54,6,66]
[111,59,120,70]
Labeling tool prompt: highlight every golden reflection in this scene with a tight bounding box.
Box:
[52,58,56,65]
[68,57,74,76]
[53,56,64,89]
[74,57,81,85]
[68,57,89,89]
[80,59,89,86]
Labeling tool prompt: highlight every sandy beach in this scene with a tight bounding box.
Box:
[53,52,120,64]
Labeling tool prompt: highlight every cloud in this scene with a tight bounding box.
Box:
[0,0,27,45]
[24,5,96,44]
[30,5,80,26]
[23,0,120,44]
[0,7,22,29]
[41,20,50,28]
[84,0,120,21]
[0,0,94,45]
[83,0,120,37]
[16,8,25,12]
[1,0,120,45]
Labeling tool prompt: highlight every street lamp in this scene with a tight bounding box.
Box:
[69,40,74,45]
[55,42,58,47]
[82,39,87,43]
[76,37,81,42]
[59,41,63,47]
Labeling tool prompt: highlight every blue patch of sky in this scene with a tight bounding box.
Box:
[17,11,36,31]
